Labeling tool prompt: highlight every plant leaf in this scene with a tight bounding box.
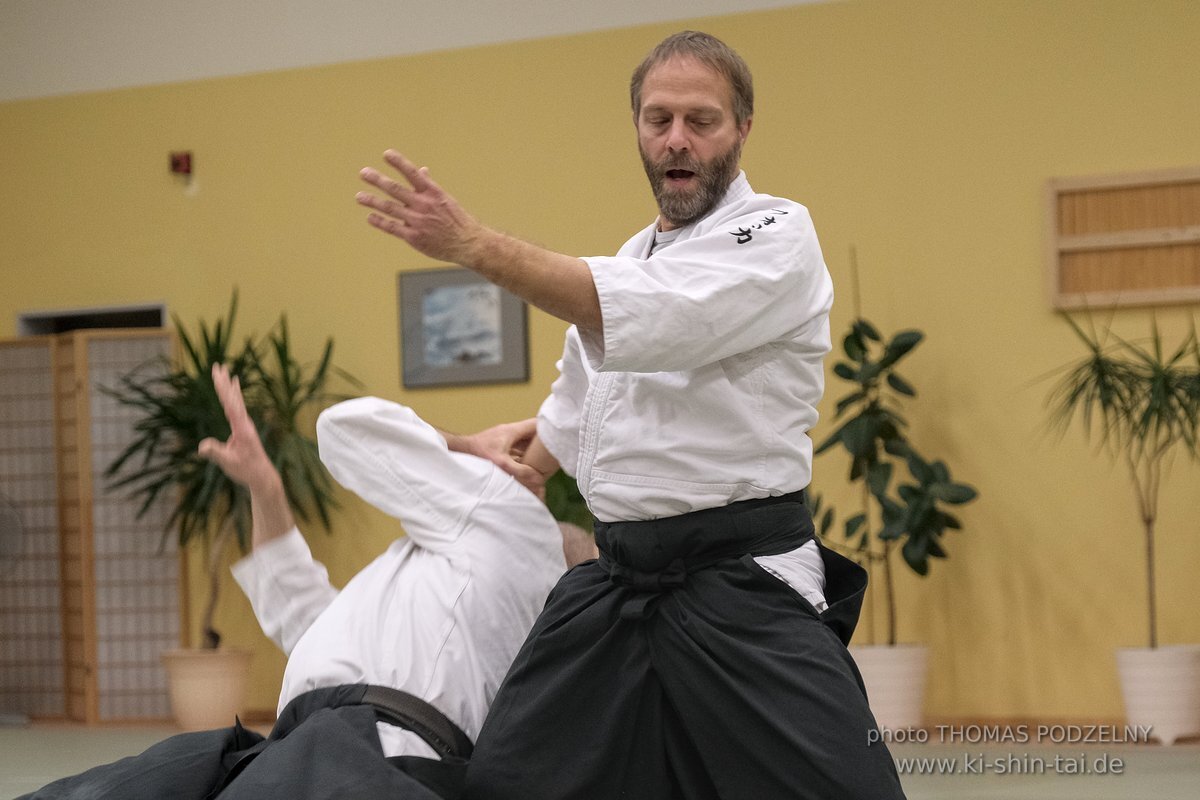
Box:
[887,372,917,397]
[854,318,881,342]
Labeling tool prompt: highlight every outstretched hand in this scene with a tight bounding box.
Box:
[357,150,487,265]
[356,150,603,332]
[197,364,277,492]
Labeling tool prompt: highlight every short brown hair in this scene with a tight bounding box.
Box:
[629,31,754,124]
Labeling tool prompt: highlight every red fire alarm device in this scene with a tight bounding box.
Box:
[169,152,193,175]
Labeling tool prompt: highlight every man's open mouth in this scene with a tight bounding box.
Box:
[665,169,695,181]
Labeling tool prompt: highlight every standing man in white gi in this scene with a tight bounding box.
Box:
[358,30,905,800]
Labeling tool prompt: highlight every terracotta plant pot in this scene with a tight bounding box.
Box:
[161,648,252,731]
[1116,645,1200,745]
[849,643,929,732]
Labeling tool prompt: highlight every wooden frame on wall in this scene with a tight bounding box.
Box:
[398,267,529,389]
[1046,166,1200,309]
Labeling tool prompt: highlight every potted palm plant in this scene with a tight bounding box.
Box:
[104,291,354,729]
[1045,313,1200,744]
[812,316,978,729]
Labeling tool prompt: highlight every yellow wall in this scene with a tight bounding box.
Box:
[2,0,1198,720]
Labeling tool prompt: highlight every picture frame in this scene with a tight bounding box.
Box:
[398,267,529,388]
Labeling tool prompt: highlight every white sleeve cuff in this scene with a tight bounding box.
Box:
[231,527,338,655]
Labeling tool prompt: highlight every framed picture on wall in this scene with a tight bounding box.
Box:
[398,267,529,388]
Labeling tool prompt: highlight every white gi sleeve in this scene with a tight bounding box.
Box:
[583,203,832,373]
[316,397,498,551]
[231,526,339,655]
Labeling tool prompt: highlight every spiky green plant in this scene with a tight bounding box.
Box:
[103,291,357,648]
[1046,314,1200,649]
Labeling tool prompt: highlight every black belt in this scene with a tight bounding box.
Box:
[214,683,473,796]
[595,491,813,619]
[361,684,474,760]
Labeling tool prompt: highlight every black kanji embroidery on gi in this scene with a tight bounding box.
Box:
[730,210,791,244]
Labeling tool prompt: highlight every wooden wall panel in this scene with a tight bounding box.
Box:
[1047,166,1200,308]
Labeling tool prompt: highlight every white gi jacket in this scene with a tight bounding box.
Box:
[538,172,833,521]
[232,398,565,758]
[537,172,833,608]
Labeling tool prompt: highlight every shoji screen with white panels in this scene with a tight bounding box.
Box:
[0,331,180,722]
[0,340,62,718]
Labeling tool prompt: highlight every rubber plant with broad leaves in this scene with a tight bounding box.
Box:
[544,469,593,531]
[812,317,978,645]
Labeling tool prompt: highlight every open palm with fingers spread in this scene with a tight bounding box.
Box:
[356,149,485,265]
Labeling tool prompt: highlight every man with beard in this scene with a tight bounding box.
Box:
[358,30,905,800]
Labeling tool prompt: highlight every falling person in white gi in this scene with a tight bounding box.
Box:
[357,30,906,800]
[22,364,583,800]
[212,365,572,760]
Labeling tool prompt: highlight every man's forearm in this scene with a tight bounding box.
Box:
[358,152,602,333]
[249,472,296,550]
[464,228,602,333]
[520,434,560,481]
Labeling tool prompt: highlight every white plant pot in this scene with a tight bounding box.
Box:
[162,648,252,731]
[1116,645,1200,745]
[849,643,928,732]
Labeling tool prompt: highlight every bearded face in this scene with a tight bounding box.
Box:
[639,136,742,229]
[634,57,749,230]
